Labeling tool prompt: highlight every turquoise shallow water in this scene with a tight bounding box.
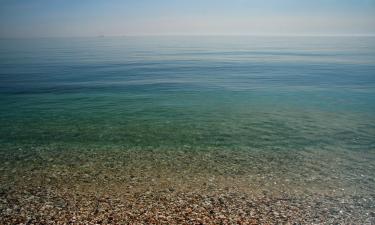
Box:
[0,36,374,150]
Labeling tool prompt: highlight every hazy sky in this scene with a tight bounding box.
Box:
[0,0,374,37]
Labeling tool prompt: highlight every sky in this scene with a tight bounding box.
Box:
[0,0,374,37]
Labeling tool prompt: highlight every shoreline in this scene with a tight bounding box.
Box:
[1,146,374,224]
[2,186,373,224]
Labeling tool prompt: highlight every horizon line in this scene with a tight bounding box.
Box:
[1,33,375,39]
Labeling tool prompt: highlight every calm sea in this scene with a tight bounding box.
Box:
[0,36,374,150]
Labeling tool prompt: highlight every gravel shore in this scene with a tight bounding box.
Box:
[1,187,374,224]
[1,146,374,224]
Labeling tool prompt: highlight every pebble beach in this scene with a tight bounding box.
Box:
[1,146,374,224]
